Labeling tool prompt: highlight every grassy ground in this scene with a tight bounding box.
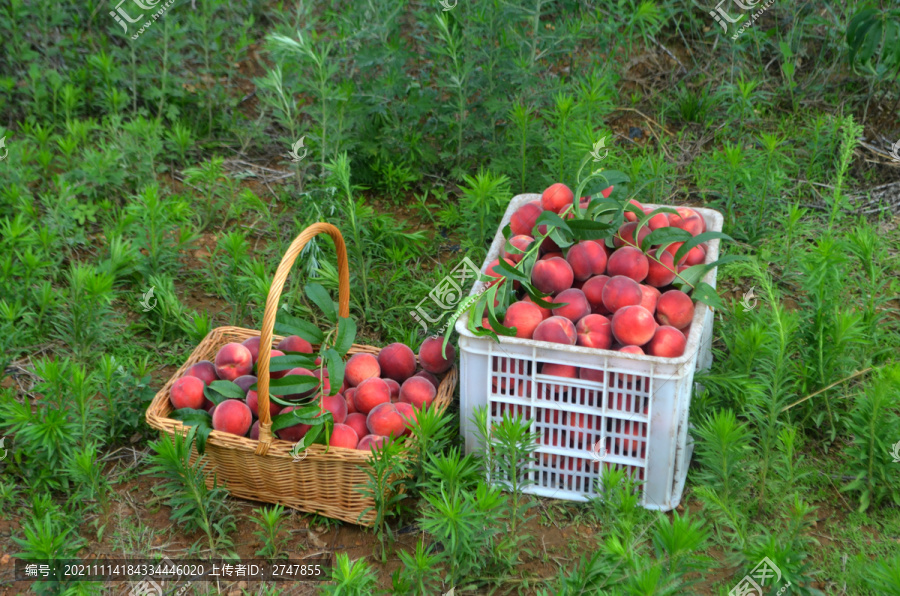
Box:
[1,0,899,594]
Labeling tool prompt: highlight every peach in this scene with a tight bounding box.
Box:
[212,399,253,437]
[414,370,440,391]
[205,401,216,413]
[607,247,649,283]
[539,251,563,261]
[233,375,257,394]
[214,343,253,382]
[531,257,574,294]
[551,288,591,323]
[185,360,217,386]
[645,251,676,287]
[170,376,206,410]
[656,290,694,330]
[575,314,612,349]
[322,392,348,424]
[643,208,669,230]
[669,213,704,236]
[246,390,283,418]
[394,402,417,435]
[624,199,643,222]
[241,337,261,364]
[344,412,368,440]
[312,368,331,395]
[523,295,552,320]
[276,406,311,442]
[344,388,357,413]
[399,376,436,410]
[579,367,605,383]
[541,182,574,213]
[378,342,416,383]
[356,434,388,452]
[503,300,544,339]
[268,349,288,379]
[249,420,260,440]
[613,222,652,249]
[329,423,359,449]
[566,241,607,281]
[486,257,515,280]
[533,316,577,345]
[366,402,406,437]
[646,325,687,358]
[611,305,658,346]
[503,235,535,263]
[619,345,645,354]
[538,363,577,397]
[685,244,706,266]
[509,201,543,236]
[582,275,611,314]
[353,377,391,415]
[345,353,381,387]
[418,336,455,374]
[601,275,643,313]
[277,335,313,354]
[639,285,661,315]
[537,226,561,254]
[384,378,401,401]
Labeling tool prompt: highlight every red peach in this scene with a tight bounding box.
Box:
[533,316,577,345]
[185,360,217,386]
[277,335,313,354]
[246,390,283,418]
[234,375,257,394]
[624,199,643,222]
[539,363,578,396]
[214,343,254,382]
[575,314,612,349]
[643,208,670,230]
[579,367,605,383]
[510,201,543,236]
[366,402,406,437]
[645,250,677,287]
[541,182,575,213]
[344,388,357,413]
[414,370,440,391]
[378,342,417,383]
[344,412,368,440]
[268,350,289,379]
[601,275,643,313]
[170,376,206,410]
[523,295,552,320]
[582,275,611,314]
[646,325,687,358]
[656,290,694,330]
[276,406,311,442]
[356,434,388,452]
[613,222,652,249]
[241,337,261,365]
[345,353,381,387]
[669,214,704,236]
[503,300,544,339]
[418,336,455,374]
[619,345,645,355]
[394,402,417,435]
[537,224,561,254]
[566,241,607,281]
[384,378,401,401]
[353,377,391,415]
[539,251,563,261]
[611,305,658,346]
[531,257,574,294]
[504,235,535,263]
[607,247,649,283]
[639,285,661,315]
[322,392,348,424]
[212,399,253,437]
[329,423,359,449]
[551,288,591,323]
[399,376,436,410]
[685,244,706,266]
[249,420,260,440]
[486,257,515,280]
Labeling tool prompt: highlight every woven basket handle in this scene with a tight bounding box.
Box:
[255,223,350,451]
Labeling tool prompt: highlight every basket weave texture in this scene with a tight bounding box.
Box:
[146,223,456,525]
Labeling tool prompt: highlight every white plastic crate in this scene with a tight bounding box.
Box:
[455,194,723,510]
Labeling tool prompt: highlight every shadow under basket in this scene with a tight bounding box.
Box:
[145,223,457,526]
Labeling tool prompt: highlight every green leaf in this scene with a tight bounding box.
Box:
[672,231,734,265]
[305,283,337,323]
[169,409,213,454]
[267,374,320,396]
[274,311,325,344]
[691,282,725,310]
[334,317,357,355]
[322,348,344,395]
[494,258,530,285]
[535,210,572,236]
[641,227,692,254]
[567,218,615,241]
[204,380,245,405]
[271,404,332,432]
[269,353,317,372]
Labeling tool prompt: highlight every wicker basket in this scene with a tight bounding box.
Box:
[146,223,457,525]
